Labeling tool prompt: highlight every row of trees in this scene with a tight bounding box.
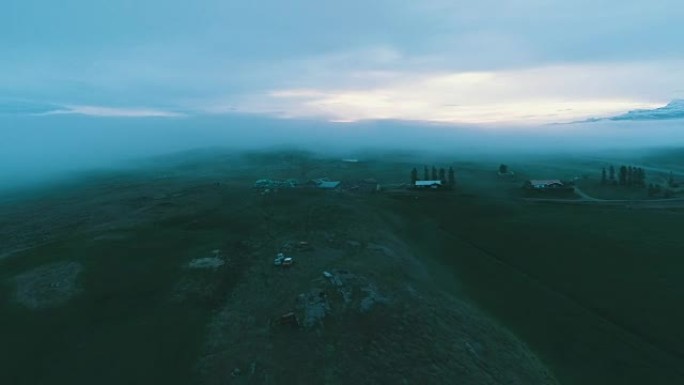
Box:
[601,165,646,187]
[411,166,456,186]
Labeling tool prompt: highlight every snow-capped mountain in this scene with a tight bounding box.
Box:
[608,100,684,121]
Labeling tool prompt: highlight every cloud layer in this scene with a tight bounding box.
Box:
[228,61,683,124]
[2,0,684,124]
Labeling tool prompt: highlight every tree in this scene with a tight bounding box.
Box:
[631,166,638,186]
[669,171,675,186]
[627,166,634,186]
[609,165,615,181]
[499,164,509,174]
[439,168,446,183]
[448,167,455,186]
[283,150,318,179]
[619,165,627,185]
[638,168,646,186]
[431,166,438,180]
[601,168,607,185]
[411,168,418,185]
[423,166,429,181]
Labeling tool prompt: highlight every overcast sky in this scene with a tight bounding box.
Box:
[3,0,684,124]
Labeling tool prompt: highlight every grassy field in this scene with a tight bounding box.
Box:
[394,195,684,384]
[1,149,684,384]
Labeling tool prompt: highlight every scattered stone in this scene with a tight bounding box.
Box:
[272,312,300,328]
[359,283,388,313]
[367,243,397,257]
[14,261,83,310]
[465,340,485,361]
[280,242,294,252]
[405,284,421,299]
[346,240,361,248]
[274,253,294,267]
[188,257,225,269]
[285,241,312,251]
[297,290,330,329]
[323,271,344,287]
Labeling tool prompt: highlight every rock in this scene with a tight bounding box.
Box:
[281,242,294,252]
[359,284,388,313]
[298,290,331,329]
[328,269,358,303]
[324,271,344,287]
[367,243,396,257]
[346,240,361,248]
[188,257,225,269]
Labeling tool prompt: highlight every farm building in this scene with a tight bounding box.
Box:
[305,178,342,189]
[414,180,443,189]
[524,179,565,190]
[317,181,341,189]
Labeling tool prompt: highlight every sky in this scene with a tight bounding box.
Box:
[3,0,684,124]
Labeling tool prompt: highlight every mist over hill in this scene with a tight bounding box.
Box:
[3,113,684,190]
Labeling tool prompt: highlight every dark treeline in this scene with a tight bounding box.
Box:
[411,166,455,186]
[601,165,646,187]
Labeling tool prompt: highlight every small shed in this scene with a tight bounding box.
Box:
[525,179,564,189]
[318,181,341,189]
[415,180,443,189]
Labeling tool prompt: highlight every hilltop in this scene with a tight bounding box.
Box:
[0,151,557,385]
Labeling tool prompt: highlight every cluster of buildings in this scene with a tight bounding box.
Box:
[254,168,572,195]
[523,179,573,191]
[253,176,385,193]
[413,180,445,189]
[253,178,342,190]
[254,179,299,189]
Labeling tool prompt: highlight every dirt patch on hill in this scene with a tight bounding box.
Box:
[198,264,557,385]
[13,261,83,310]
[193,195,558,385]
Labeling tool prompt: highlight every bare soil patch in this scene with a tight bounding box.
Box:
[14,261,83,310]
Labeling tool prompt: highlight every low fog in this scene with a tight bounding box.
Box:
[2,114,684,190]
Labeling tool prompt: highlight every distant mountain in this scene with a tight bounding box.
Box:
[607,100,684,121]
